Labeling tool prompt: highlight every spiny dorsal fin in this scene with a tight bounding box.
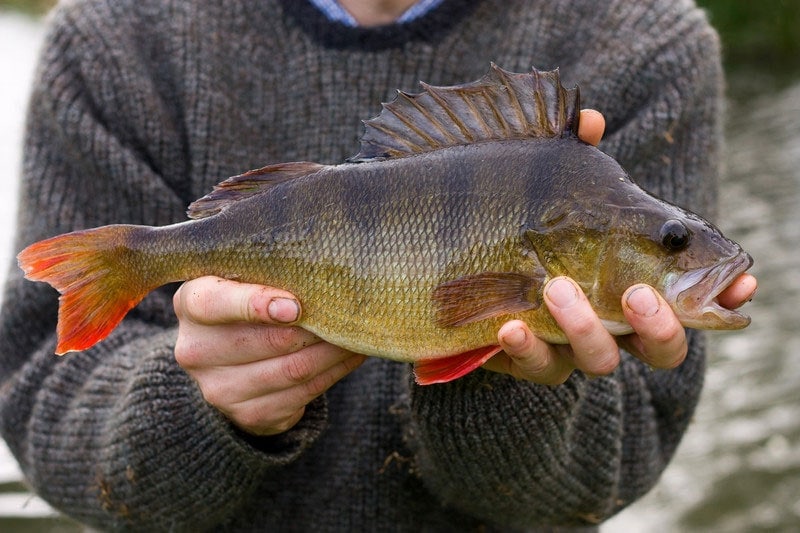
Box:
[350,64,580,162]
[187,162,326,219]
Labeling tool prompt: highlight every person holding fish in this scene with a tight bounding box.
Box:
[0,0,757,531]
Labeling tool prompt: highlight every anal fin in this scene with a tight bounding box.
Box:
[414,346,502,385]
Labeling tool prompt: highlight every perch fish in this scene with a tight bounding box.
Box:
[18,65,753,384]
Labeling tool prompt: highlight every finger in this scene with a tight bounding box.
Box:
[220,352,367,435]
[222,343,361,401]
[543,277,620,376]
[200,342,355,406]
[175,322,321,368]
[717,273,757,310]
[484,320,574,385]
[578,109,605,147]
[621,284,688,369]
[248,407,307,437]
[174,276,300,325]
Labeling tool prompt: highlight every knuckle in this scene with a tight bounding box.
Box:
[199,379,229,408]
[509,349,563,384]
[174,338,204,370]
[660,342,688,369]
[566,314,597,338]
[173,284,199,321]
[172,286,186,319]
[589,350,620,376]
[176,282,214,323]
[521,362,570,385]
[269,408,305,435]
[638,327,688,369]
[259,326,304,354]
[232,408,266,434]
[241,289,263,323]
[515,353,551,379]
[301,372,335,399]
[281,353,316,384]
[647,323,680,345]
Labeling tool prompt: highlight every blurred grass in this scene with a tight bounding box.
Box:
[697,0,800,75]
[0,0,55,15]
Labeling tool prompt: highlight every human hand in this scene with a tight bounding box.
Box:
[173,276,366,436]
[482,273,756,384]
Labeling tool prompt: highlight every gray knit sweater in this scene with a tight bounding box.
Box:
[0,0,722,530]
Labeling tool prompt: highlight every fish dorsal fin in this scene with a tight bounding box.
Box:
[350,64,580,162]
[187,161,326,219]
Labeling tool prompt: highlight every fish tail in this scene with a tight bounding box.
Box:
[18,225,155,354]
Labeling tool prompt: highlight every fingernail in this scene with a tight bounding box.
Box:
[545,278,579,308]
[501,325,527,350]
[268,297,300,323]
[626,286,659,317]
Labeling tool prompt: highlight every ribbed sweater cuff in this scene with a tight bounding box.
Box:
[79,328,327,526]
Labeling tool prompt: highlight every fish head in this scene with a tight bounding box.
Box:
[523,144,753,331]
[644,206,753,330]
[591,190,753,331]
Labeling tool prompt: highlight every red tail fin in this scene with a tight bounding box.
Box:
[18,225,150,354]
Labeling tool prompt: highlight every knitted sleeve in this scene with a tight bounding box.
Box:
[406,3,723,528]
[0,4,326,529]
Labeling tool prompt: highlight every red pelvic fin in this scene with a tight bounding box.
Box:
[17,226,148,354]
[413,346,502,385]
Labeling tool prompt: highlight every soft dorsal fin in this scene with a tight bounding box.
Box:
[350,64,580,162]
[187,162,326,219]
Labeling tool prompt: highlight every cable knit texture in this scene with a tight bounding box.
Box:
[0,0,722,530]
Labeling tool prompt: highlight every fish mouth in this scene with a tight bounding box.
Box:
[665,251,754,330]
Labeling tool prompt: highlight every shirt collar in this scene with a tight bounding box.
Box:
[306,0,444,27]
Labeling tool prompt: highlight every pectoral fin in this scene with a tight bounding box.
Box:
[432,272,543,328]
[414,346,503,385]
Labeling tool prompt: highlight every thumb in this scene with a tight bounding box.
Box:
[174,276,301,325]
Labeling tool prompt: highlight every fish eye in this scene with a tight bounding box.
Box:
[659,219,691,251]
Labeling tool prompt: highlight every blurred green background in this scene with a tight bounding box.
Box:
[699,0,800,72]
[0,0,53,15]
